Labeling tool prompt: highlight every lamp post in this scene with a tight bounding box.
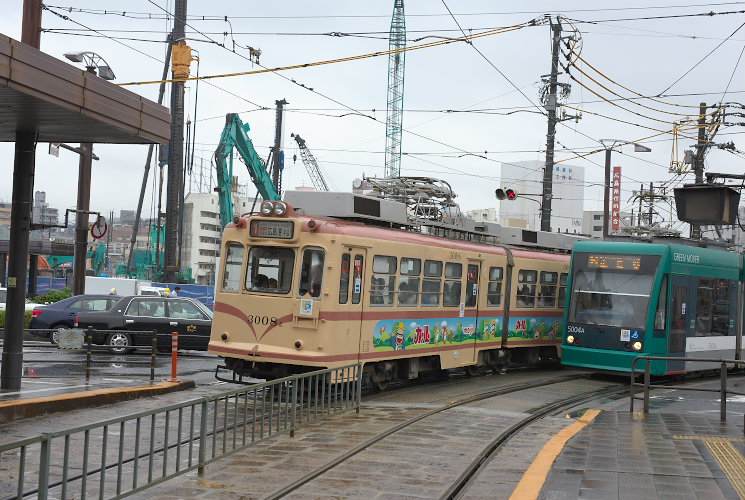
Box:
[63,51,115,294]
[600,140,651,238]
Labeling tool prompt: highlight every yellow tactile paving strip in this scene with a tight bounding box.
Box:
[675,435,745,500]
[509,409,601,500]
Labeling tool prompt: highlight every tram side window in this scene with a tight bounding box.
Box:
[339,253,351,304]
[422,260,442,306]
[538,271,558,308]
[371,255,397,306]
[398,257,421,306]
[654,275,668,331]
[557,273,568,307]
[516,269,537,308]
[444,262,462,307]
[221,242,245,293]
[487,267,503,307]
[246,246,294,294]
[352,255,364,304]
[298,248,325,298]
[694,278,715,336]
[465,264,479,307]
[712,279,732,336]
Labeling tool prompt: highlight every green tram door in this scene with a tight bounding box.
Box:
[668,276,690,373]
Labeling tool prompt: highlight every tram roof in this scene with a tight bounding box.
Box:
[295,213,570,262]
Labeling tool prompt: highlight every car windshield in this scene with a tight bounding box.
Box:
[568,252,660,330]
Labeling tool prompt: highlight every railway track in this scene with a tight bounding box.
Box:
[264,373,625,499]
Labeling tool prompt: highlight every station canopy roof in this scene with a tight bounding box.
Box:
[0,34,170,144]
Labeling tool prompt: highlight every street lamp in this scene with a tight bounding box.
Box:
[64,51,116,80]
[64,50,115,294]
[601,139,652,238]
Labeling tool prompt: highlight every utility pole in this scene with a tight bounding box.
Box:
[3,0,41,390]
[271,99,288,196]
[126,41,172,278]
[72,139,93,295]
[690,102,707,239]
[540,18,562,232]
[164,0,188,282]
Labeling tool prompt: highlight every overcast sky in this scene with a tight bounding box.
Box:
[0,1,743,232]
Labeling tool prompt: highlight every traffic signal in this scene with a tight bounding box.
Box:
[495,188,516,200]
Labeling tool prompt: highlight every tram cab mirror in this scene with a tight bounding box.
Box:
[674,185,740,225]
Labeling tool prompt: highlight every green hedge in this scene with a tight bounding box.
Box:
[0,310,32,328]
[32,287,72,304]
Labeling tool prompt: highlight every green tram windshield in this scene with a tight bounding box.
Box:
[568,252,661,330]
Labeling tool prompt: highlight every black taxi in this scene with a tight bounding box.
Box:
[75,295,213,353]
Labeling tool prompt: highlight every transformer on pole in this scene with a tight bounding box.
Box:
[385,0,406,178]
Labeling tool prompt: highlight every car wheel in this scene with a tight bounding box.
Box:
[106,332,135,354]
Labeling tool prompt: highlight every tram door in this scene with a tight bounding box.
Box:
[338,249,366,359]
[668,275,690,373]
[461,261,481,365]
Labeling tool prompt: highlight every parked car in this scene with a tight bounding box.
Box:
[29,294,119,344]
[0,287,45,312]
[76,296,213,353]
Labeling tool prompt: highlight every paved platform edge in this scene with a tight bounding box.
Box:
[0,380,196,424]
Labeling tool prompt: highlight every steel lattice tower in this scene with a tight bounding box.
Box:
[384,0,406,178]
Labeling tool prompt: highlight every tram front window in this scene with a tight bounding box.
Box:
[568,253,660,330]
[246,246,294,294]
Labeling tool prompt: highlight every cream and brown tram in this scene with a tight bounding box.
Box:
[209,194,572,389]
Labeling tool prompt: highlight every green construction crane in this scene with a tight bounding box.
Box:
[385,0,406,178]
[214,113,280,228]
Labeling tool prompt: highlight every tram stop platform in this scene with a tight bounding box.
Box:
[0,376,195,424]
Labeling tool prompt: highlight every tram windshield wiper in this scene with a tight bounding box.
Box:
[577,288,605,332]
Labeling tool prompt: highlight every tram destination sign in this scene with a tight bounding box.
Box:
[587,254,641,271]
[250,220,294,239]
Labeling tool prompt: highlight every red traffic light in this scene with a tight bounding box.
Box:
[495,188,516,200]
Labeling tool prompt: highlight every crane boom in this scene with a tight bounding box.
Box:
[214,113,279,228]
[292,134,329,192]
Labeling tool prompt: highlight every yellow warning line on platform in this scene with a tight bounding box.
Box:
[675,435,745,499]
[509,409,601,500]
[0,381,181,408]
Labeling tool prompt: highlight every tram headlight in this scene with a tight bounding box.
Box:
[632,341,643,351]
[566,335,575,344]
[260,201,274,215]
[273,201,288,216]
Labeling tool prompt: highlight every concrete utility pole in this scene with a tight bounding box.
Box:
[690,102,707,239]
[271,99,288,196]
[72,139,93,295]
[164,0,187,282]
[126,41,173,278]
[540,18,562,232]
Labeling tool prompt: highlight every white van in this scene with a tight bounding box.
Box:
[138,286,168,297]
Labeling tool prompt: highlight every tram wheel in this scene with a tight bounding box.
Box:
[466,365,481,377]
[375,379,389,391]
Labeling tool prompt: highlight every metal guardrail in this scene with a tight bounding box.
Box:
[0,363,362,500]
[2,327,181,382]
[629,356,745,431]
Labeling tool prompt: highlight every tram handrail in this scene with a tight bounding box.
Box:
[0,363,363,500]
[629,356,745,428]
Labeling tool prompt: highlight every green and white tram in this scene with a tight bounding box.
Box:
[561,240,744,375]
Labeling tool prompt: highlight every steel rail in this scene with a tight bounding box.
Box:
[443,385,628,499]
[264,373,587,500]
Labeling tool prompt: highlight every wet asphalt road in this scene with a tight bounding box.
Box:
[15,341,223,386]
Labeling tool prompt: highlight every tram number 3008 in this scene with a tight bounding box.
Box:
[247,315,283,327]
